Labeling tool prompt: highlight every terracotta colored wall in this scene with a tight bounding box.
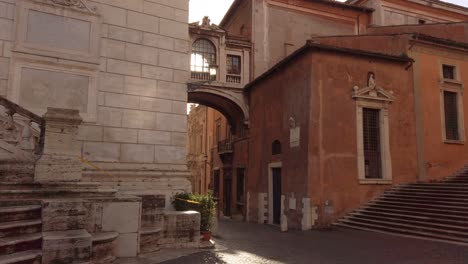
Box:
[309,51,418,224]
[248,53,312,228]
[368,22,468,43]
[313,34,411,57]
[412,45,468,181]
[222,0,252,39]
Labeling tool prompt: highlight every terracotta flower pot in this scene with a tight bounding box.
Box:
[201,230,212,241]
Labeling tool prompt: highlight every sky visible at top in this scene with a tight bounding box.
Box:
[189,0,468,24]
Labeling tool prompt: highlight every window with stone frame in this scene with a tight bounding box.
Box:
[226,55,242,83]
[440,63,465,143]
[363,108,382,179]
[191,39,217,81]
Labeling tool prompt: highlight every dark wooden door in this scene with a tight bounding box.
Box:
[272,168,282,224]
[223,178,232,217]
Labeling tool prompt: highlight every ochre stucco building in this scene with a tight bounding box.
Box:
[187,0,468,234]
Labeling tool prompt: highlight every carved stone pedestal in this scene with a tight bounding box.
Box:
[35,108,83,182]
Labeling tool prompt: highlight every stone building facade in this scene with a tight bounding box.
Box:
[0,0,191,199]
[0,0,201,262]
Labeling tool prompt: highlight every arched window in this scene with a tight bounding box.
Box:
[272,140,281,155]
[191,39,217,80]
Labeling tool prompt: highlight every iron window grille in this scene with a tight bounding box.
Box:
[191,39,217,81]
[444,91,460,141]
[443,64,456,80]
[363,108,382,179]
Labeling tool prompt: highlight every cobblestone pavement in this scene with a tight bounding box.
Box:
[160,220,468,264]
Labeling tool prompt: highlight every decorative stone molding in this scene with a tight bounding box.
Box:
[35,108,83,182]
[353,73,393,184]
[49,0,94,12]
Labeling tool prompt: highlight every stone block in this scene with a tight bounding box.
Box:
[142,65,173,81]
[83,142,120,162]
[107,59,141,77]
[172,101,188,114]
[98,92,105,106]
[115,233,138,257]
[108,25,143,44]
[159,211,200,249]
[93,2,127,27]
[171,132,187,146]
[35,156,83,182]
[124,76,157,97]
[154,145,186,164]
[125,43,158,65]
[0,57,9,79]
[121,144,155,163]
[0,18,13,41]
[143,1,175,20]
[159,19,187,40]
[174,39,189,53]
[78,125,103,142]
[174,9,188,23]
[105,92,140,109]
[102,202,141,233]
[143,32,173,50]
[140,97,172,112]
[156,113,187,132]
[127,11,159,33]
[42,230,92,264]
[3,40,11,58]
[156,81,187,101]
[138,130,171,145]
[122,109,157,129]
[103,127,138,143]
[173,70,189,83]
[139,228,161,254]
[0,2,15,20]
[158,49,189,71]
[0,79,7,96]
[97,107,123,127]
[42,199,92,232]
[92,0,144,12]
[146,0,189,11]
[100,72,125,93]
[101,38,125,59]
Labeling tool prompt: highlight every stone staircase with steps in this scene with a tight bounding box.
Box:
[0,200,42,264]
[335,165,468,245]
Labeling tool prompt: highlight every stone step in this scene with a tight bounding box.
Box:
[384,189,468,199]
[381,192,468,203]
[348,212,468,234]
[0,182,102,190]
[404,183,468,189]
[337,217,468,242]
[361,205,468,221]
[0,205,41,222]
[0,233,42,255]
[140,227,162,254]
[371,199,468,211]
[376,196,468,208]
[369,200,468,216]
[0,188,117,199]
[91,232,118,264]
[0,162,35,183]
[0,250,41,264]
[334,222,468,246]
[0,220,42,238]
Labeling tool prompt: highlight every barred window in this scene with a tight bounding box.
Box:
[443,65,455,80]
[363,108,382,179]
[272,140,281,155]
[444,91,459,141]
[227,55,241,75]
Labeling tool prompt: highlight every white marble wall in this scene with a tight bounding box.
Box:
[0,0,191,194]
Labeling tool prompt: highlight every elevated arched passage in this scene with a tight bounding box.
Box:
[188,86,249,134]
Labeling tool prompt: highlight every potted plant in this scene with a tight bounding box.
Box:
[172,192,217,241]
[198,192,216,241]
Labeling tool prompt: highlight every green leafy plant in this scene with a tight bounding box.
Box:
[172,192,217,231]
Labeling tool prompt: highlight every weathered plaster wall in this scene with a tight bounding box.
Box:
[247,53,312,229]
[309,51,418,225]
[222,0,252,40]
[0,0,191,199]
[412,44,468,181]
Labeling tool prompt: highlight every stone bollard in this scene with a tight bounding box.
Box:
[35,108,83,182]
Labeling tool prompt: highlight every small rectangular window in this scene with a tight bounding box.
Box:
[227,55,241,75]
[444,91,459,141]
[443,64,456,80]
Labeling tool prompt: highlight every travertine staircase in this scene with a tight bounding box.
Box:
[0,200,42,264]
[335,165,468,245]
